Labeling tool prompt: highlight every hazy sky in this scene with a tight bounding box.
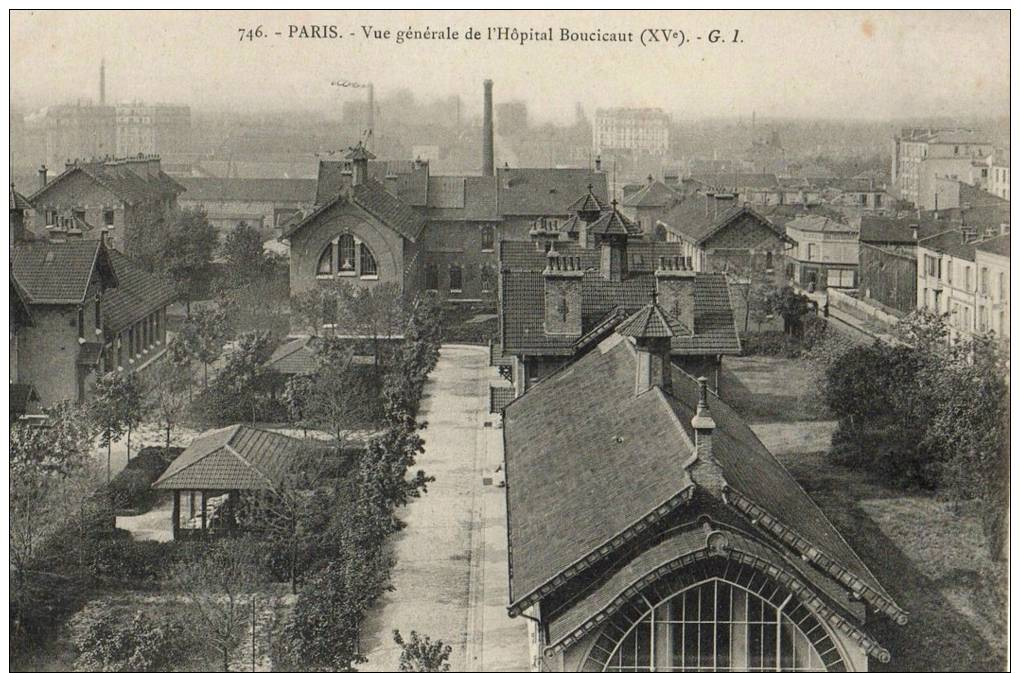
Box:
[10,10,1010,122]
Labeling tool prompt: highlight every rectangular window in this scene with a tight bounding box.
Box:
[425,264,439,291]
[980,267,989,296]
[77,306,84,340]
[129,328,136,358]
[103,210,115,228]
[72,209,86,225]
[999,272,1006,301]
[946,261,952,287]
[449,264,463,293]
[480,224,495,251]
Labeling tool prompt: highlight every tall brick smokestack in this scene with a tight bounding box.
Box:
[482,79,494,176]
[366,83,374,145]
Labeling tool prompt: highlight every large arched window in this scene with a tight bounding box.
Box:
[585,561,847,672]
[360,243,378,277]
[338,234,356,273]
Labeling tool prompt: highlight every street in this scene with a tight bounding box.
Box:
[357,345,530,671]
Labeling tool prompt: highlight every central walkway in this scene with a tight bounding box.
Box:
[358,345,530,671]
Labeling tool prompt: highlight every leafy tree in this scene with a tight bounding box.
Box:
[216,225,291,337]
[127,206,219,314]
[393,630,452,672]
[766,285,813,336]
[90,372,146,480]
[219,222,265,284]
[290,287,329,337]
[149,357,192,450]
[169,538,267,672]
[202,330,280,425]
[10,400,95,475]
[301,338,370,446]
[178,305,230,388]
[356,423,434,535]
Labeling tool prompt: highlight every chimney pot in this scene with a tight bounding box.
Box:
[38,165,48,190]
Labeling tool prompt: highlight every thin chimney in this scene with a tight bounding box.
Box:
[482,79,494,177]
[366,83,375,147]
[38,165,47,191]
[688,376,725,495]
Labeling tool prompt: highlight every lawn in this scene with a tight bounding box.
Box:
[780,453,1007,672]
[724,353,1007,670]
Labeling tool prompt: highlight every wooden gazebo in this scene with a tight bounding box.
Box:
[152,424,311,540]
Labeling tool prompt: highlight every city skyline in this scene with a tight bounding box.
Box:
[11,10,1010,123]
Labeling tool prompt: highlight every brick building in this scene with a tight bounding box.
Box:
[503,300,906,671]
[496,200,741,400]
[29,155,183,252]
[10,236,176,407]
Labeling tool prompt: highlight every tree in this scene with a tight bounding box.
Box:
[202,330,280,425]
[90,372,146,480]
[290,287,329,337]
[216,224,291,337]
[71,602,191,672]
[179,305,230,388]
[149,357,192,450]
[766,285,813,336]
[301,338,370,447]
[220,222,265,285]
[10,400,95,476]
[356,423,434,535]
[127,206,219,314]
[726,261,775,333]
[169,538,267,672]
[393,630,452,672]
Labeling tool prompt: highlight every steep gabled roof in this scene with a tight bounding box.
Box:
[587,205,643,238]
[621,179,678,208]
[31,160,183,206]
[282,178,426,242]
[11,239,119,304]
[503,333,905,627]
[617,298,687,338]
[10,185,32,211]
[567,185,607,214]
[659,193,790,245]
[153,425,314,491]
[315,159,429,207]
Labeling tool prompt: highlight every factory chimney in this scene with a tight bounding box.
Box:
[99,58,106,106]
[482,79,494,177]
[366,83,375,148]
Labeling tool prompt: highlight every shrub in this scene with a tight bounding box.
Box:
[70,601,190,672]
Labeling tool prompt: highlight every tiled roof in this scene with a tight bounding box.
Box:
[617,300,687,338]
[345,142,375,162]
[103,249,177,334]
[587,206,642,238]
[10,185,32,211]
[177,177,317,204]
[504,334,902,621]
[857,216,955,244]
[153,425,314,491]
[567,186,607,214]
[267,336,375,375]
[659,193,789,245]
[11,239,118,304]
[689,172,780,191]
[315,159,429,207]
[973,233,1010,258]
[496,168,608,217]
[498,241,740,356]
[425,176,500,221]
[621,179,678,208]
[32,160,183,206]
[918,230,977,262]
[489,340,513,368]
[284,178,426,242]
[489,385,515,414]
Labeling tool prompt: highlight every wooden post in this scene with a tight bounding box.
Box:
[172,490,180,540]
[200,491,207,532]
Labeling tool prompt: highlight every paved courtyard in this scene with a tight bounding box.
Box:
[358,344,530,672]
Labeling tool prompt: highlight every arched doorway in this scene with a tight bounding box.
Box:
[583,560,849,671]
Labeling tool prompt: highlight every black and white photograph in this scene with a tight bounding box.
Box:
[6,9,1012,672]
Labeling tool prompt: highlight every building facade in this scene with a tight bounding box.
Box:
[785,214,859,290]
[10,237,175,408]
[593,107,671,155]
[988,150,1010,201]
[974,234,1010,340]
[891,128,993,207]
[115,103,192,157]
[28,155,183,252]
[916,230,980,340]
[176,177,317,235]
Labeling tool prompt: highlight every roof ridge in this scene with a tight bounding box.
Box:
[221,426,279,491]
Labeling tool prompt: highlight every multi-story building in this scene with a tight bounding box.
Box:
[988,149,1010,201]
[10,235,176,407]
[43,102,117,171]
[784,214,859,290]
[891,128,993,207]
[686,173,784,206]
[593,107,670,155]
[502,294,906,672]
[917,230,981,340]
[974,234,1010,340]
[115,103,192,157]
[28,155,183,252]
